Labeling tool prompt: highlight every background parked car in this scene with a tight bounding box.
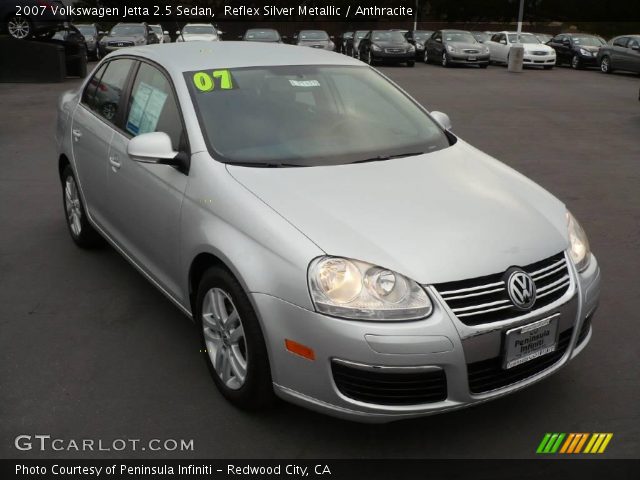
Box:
[424,30,489,68]
[74,23,101,60]
[98,23,159,56]
[176,23,219,42]
[337,31,352,54]
[349,30,369,58]
[50,24,87,77]
[294,30,334,51]
[149,24,170,44]
[486,32,556,69]
[358,30,415,67]
[1,0,67,39]
[547,33,606,69]
[598,35,640,74]
[404,30,433,59]
[242,28,283,43]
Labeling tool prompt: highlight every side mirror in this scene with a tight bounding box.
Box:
[127,132,179,165]
[436,38,442,43]
[562,39,570,45]
[431,111,452,131]
[500,39,507,45]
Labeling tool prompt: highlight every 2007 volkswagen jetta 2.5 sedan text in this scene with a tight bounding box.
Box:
[56,42,600,422]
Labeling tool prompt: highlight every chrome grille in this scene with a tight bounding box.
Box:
[463,49,479,54]
[434,252,571,326]
[532,51,548,56]
[385,48,405,53]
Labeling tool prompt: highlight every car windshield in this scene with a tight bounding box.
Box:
[472,32,491,42]
[536,34,552,42]
[444,32,476,43]
[344,32,353,38]
[150,26,162,35]
[184,25,215,34]
[413,31,432,41]
[245,30,279,40]
[355,31,368,39]
[508,33,540,44]
[372,31,406,42]
[110,25,145,36]
[185,66,450,167]
[572,36,606,46]
[299,31,328,40]
[76,25,94,36]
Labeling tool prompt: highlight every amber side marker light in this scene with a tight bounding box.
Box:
[285,339,315,360]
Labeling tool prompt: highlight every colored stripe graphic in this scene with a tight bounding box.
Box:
[538,433,613,454]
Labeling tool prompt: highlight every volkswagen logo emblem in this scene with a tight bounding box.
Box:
[505,269,536,310]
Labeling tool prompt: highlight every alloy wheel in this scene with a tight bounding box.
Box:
[64,176,82,237]
[571,55,580,69]
[600,57,610,73]
[7,16,30,39]
[442,52,448,67]
[423,50,429,63]
[201,288,248,390]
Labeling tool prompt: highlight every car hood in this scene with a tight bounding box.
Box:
[576,45,601,52]
[106,35,142,43]
[182,34,218,41]
[447,41,482,50]
[524,44,554,53]
[226,140,568,284]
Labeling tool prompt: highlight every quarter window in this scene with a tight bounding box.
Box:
[125,62,185,151]
[90,59,135,123]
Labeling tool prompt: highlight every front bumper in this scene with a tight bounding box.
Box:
[253,253,600,423]
[523,54,556,65]
[449,53,490,65]
[577,54,599,66]
[372,50,414,62]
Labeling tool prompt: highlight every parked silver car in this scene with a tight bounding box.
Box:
[56,42,600,422]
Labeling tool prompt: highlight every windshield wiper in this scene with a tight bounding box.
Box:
[350,152,424,164]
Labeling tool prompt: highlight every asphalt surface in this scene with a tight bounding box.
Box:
[1,61,639,459]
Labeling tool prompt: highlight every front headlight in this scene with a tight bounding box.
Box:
[567,211,591,272]
[446,44,456,53]
[579,48,591,56]
[416,42,424,49]
[408,44,415,52]
[371,44,381,51]
[308,257,432,321]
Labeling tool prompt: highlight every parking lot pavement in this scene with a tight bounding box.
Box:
[0,63,638,459]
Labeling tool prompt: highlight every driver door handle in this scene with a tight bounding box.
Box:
[109,155,121,170]
[72,129,82,141]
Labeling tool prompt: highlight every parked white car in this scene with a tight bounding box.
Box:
[149,24,170,44]
[176,23,219,42]
[486,31,556,69]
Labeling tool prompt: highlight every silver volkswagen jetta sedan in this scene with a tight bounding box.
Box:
[56,42,600,422]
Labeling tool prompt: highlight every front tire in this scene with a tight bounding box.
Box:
[442,51,450,67]
[196,267,274,410]
[571,54,582,69]
[600,55,613,73]
[61,165,103,248]
[423,49,429,64]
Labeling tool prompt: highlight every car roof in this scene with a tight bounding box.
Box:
[109,42,362,74]
[441,30,469,33]
[184,23,213,27]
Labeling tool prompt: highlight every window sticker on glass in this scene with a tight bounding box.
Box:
[126,82,168,135]
[191,70,236,92]
[289,80,320,87]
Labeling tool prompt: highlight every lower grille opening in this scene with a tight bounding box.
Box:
[332,361,447,406]
[577,315,592,345]
[467,328,573,394]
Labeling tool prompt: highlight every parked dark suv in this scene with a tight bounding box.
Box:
[547,33,606,69]
[98,23,158,57]
[597,35,640,74]
[1,0,67,39]
[358,30,415,67]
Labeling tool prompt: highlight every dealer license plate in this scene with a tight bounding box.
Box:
[503,315,559,369]
[468,56,477,61]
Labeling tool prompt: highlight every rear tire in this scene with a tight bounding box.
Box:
[6,15,33,39]
[571,54,582,69]
[196,267,275,410]
[61,165,103,248]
